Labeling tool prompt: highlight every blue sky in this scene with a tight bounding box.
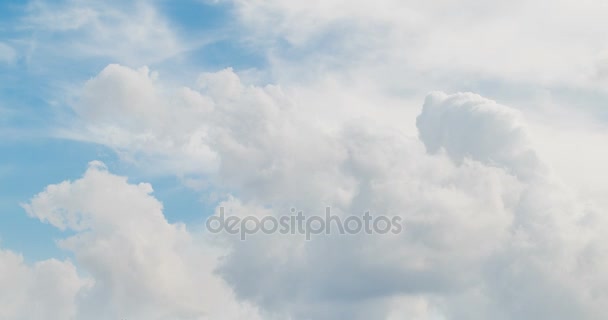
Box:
[3,1,608,319]
[0,0,250,261]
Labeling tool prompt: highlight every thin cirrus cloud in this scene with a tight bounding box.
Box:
[1,0,608,320]
[20,0,185,66]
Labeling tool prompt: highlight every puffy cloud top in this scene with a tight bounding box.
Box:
[417,92,547,180]
[33,65,607,319]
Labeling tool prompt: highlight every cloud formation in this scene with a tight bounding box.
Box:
[22,161,261,320]
[6,63,605,319]
[3,1,608,319]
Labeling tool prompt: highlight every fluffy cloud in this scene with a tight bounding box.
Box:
[67,64,351,206]
[47,64,608,319]
[22,161,261,320]
[212,0,608,204]
[417,91,547,180]
[68,65,219,177]
[0,248,87,320]
[4,1,608,319]
[211,94,602,319]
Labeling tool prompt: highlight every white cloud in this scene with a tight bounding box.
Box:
[208,91,608,319]
[4,1,608,318]
[0,248,88,320]
[225,0,608,90]
[23,161,262,320]
[417,91,547,180]
[49,64,608,319]
[67,64,219,177]
[214,0,608,203]
[65,64,352,205]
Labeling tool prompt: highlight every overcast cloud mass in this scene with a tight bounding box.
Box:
[2,0,608,319]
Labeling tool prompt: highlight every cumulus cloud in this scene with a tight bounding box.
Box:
[218,0,608,205]
[22,161,261,320]
[3,1,608,318]
[67,64,351,205]
[0,248,87,320]
[417,91,547,180]
[45,64,608,319]
[209,93,603,319]
[68,64,219,177]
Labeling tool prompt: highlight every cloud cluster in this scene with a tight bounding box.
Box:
[2,1,608,319]
[5,63,606,319]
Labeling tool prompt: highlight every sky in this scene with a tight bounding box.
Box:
[2,0,608,319]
